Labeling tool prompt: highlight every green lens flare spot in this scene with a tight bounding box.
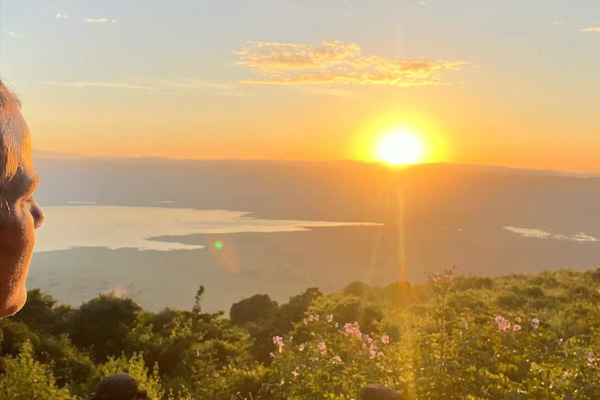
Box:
[214,241,224,251]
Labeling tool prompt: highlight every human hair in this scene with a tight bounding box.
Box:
[88,374,152,400]
[0,79,23,197]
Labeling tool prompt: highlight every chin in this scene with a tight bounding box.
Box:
[0,288,27,318]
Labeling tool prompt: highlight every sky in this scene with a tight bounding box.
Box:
[1,0,599,171]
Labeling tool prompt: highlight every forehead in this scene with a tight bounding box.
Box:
[1,107,34,190]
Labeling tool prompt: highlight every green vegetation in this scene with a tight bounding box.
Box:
[1,268,599,399]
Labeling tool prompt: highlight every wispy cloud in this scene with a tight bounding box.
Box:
[44,81,155,90]
[152,79,234,91]
[235,40,464,86]
[413,1,427,10]
[551,20,566,26]
[580,26,600,33]
[149,79,244,96]
[300,87,356,97]
[504,226,599,243]
[55,13,69,20]
[84,18,118,24]
[42,78,244,96]
[6,30,25,38]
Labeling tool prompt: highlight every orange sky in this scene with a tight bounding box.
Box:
[2,0,599,172]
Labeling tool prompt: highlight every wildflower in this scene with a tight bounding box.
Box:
[317,341,327,354]
[381,334,390,345]
[292,370,300,377]
[298,344,305,352]
[369,344,379,359]
[303,318,308,325]
[365,335,374,344]
[513,324,522,332]
[587,353,597,365]
[430,272,442,283]
[273,336,285,353]
[326,314,334,323]
[558,338,564,346]
[495,315,511,332]
[343,322,363,339]
[331,356,343,365]
[531,318,540,330]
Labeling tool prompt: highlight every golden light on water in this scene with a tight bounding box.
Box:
[377,132,425,166]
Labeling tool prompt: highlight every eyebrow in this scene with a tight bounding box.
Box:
[27,172,40,193]
[19,171,39,196]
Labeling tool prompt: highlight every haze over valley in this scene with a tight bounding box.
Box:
[29,155,600,312]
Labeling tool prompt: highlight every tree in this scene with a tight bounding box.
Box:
[230,294,278,326]
[0,342,75,400]
[68,294,141,361]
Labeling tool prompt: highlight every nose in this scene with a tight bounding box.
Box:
[31,200,44,229]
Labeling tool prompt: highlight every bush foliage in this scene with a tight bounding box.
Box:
[1,268,599,399]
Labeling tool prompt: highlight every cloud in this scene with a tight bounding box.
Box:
[551,20,565,26]
[85,18,117,24]
[235,40,464,86]
[151,79,234,91]
[42,78,244,96]
[413,1,427,10]
[581,26,600,33]
[55,13,69,20]
[43,81,156,90]
[149,79,244,96]
[504,226,599,243]
[301,87,356,97]
[6,30,25,38]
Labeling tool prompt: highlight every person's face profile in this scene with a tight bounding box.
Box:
[0,109,44,318]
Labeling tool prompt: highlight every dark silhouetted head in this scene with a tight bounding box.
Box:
[358,384,403,400]
[89,374,151,400]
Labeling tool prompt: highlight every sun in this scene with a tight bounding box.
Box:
[377,131,425,165]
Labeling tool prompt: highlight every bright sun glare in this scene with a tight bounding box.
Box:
[377,132,425,166]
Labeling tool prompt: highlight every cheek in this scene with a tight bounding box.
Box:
[0,218,34,317]
[0,210,35,263]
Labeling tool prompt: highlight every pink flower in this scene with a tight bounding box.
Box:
[430,272,442,283]
[343,322,363,339]
[495,315,511,332]
[531,318,540,330]
[381,334,390,345]
[331,356,343,365]
[587,353,597,365]
[273,336,285,353]
[292,370,300,377]
[326,314,334,323]
[317,341,327,354]
[369,344,379,359]
[513,324,522,332]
